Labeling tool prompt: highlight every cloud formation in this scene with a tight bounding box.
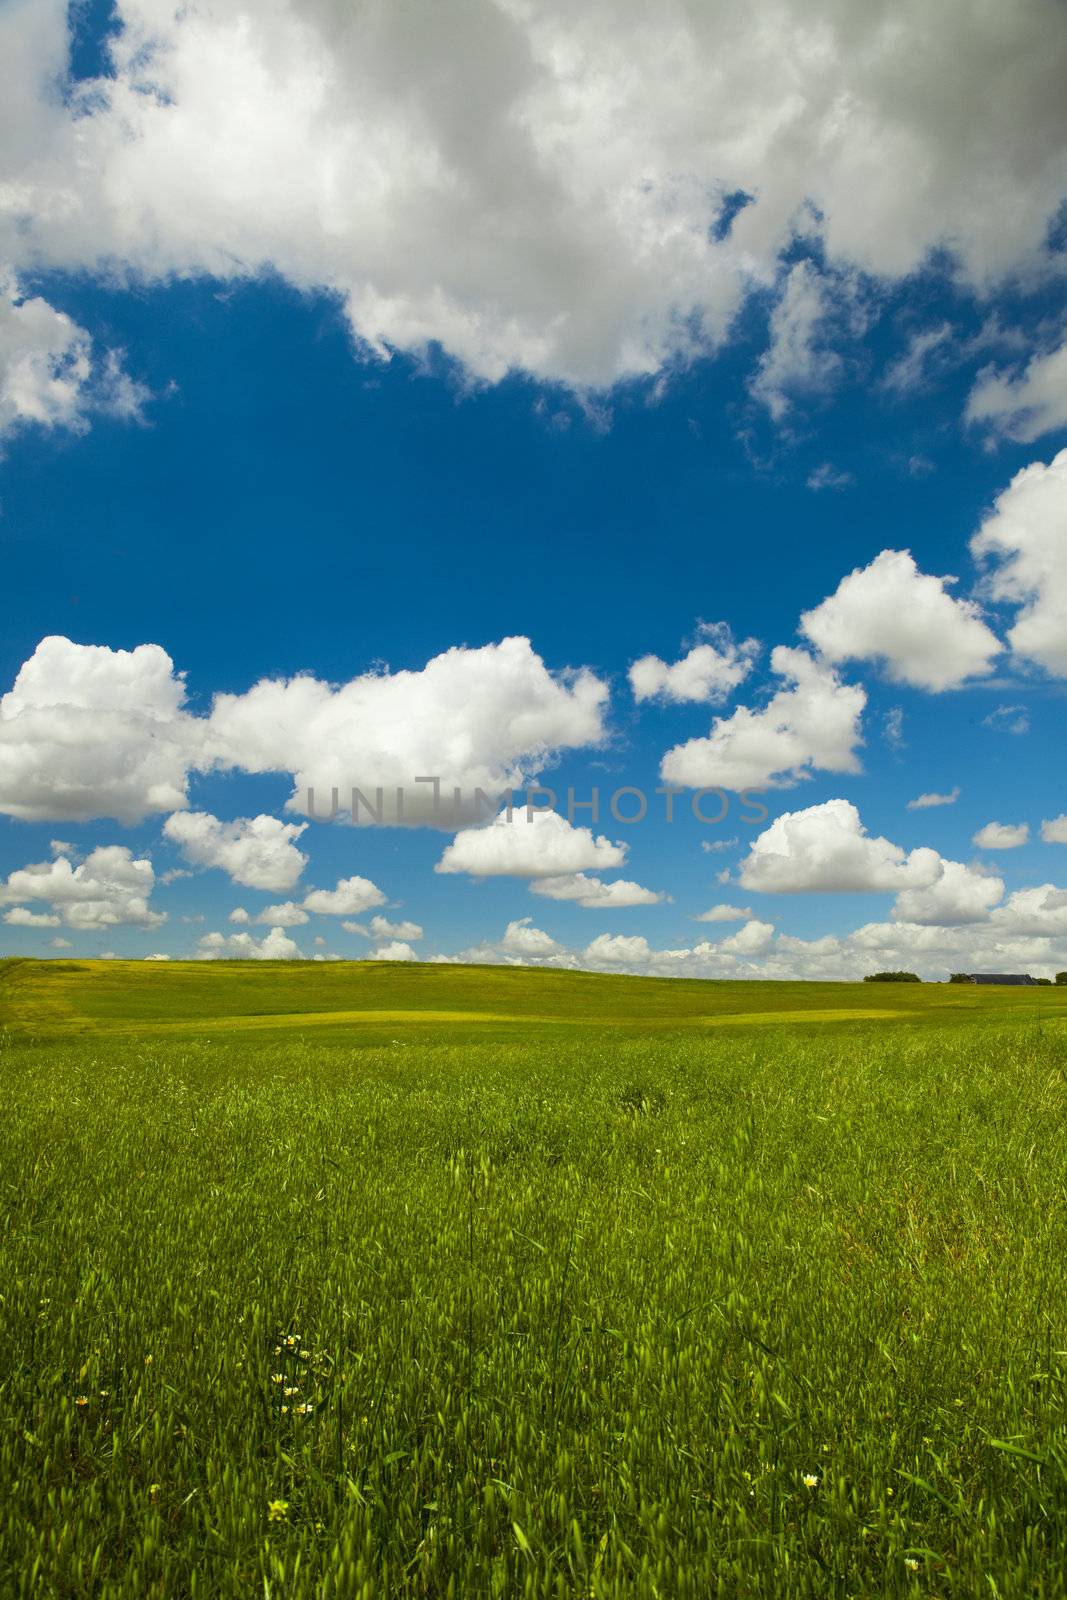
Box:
[660,648,865,791]
[971,449,1067,678]
[3,0,1066,395]
[629,625,758,705]
[437,808,627,879]
[0,842,163,929]
[164,811,309,891]
[799,550,1001,691]
[972,821,1030,850]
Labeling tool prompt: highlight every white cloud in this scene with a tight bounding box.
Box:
[3,2,1067,395]
[991,884,1067,937]
[971,449,1067,677]
[529,873,667,909]
[368,940,418,962]
[255,901,309,927]
[0,633,607,828]
[4,906,61,927]
[907,787,960,810]
[375,916,421,941]
[342,914,423,941]
[437,807,626,879]
[629,625,758,706]
[206,636,607,825]
[661,647,865,791]
[500,918,562,960]
[144,952,170,960]
[0,636,198,823]
[197,926,302,960]
[694,904,752,923]
[1041,815,1067,844]
[302,876,387,916]
[799,549,1001,691]
[164,811,308,891]
[0,273,149,441]
[583,933,653,967]
[718,918,775,955]
[750,262,847,420]
[891,860,1004,926]
[48,936,72,948]
[0,842,164,928]
[966,340,1067,443]
[228,907,250,923]
[739,799,941,893]
[973,821,1030,850]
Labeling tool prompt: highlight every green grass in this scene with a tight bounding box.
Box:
[2,960,1067,1597]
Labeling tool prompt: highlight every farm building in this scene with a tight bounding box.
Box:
[963,973,1036,986]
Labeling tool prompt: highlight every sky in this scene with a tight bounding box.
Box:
[1,0,1066,980]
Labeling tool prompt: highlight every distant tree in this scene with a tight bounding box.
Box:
[864,971,921,983]
[1034,977,1053,985]
[948,972,972,984]
[1057,972,1067,986]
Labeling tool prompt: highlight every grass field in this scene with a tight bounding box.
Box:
[3,959,1067,1597]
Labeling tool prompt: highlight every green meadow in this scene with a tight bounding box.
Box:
[2,958,1067,1598]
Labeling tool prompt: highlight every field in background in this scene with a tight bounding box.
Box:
[3,961,1067,1597]
[3,957,1066,1046]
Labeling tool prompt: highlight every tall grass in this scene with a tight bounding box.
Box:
[2,1023,1066,1596]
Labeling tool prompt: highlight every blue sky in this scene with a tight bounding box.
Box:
[1,0,1066,977]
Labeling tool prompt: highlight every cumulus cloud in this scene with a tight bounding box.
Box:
[973,821,1030,850]
[739,799,941,893]
[0,274,148,441]
[694,903,752,922]
[3,906,61,927]
[197,926,302,960]
[630,625,758,705]
[500,918,563,960]
[799,550,1001,691]
[0,842,164,928]
[907,787,960,810]
[890,860,1004,926]
[583,933,653,967]
[971,449,1067,677]
[991,884,1067,937]
[718,918,775,955]
[3,1,1067,396]
[529,873,667,909]
[966,340,1067,443]
[0,634,607,828]
[660,648,865,792]
[0,636,198,823]
[301,876,387,916]
[255,901,309,927]
[164,811,308,891]
[206,636,608,825]
[1041,815,1067,844]
[368,940,418,962]
[437,807,626,879]
[343,914,423,941]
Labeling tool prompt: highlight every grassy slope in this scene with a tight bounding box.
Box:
[3,963,1067,1596]
[3,957,1066,1046]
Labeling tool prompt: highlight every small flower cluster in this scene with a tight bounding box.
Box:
[269,1329,324,1422]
